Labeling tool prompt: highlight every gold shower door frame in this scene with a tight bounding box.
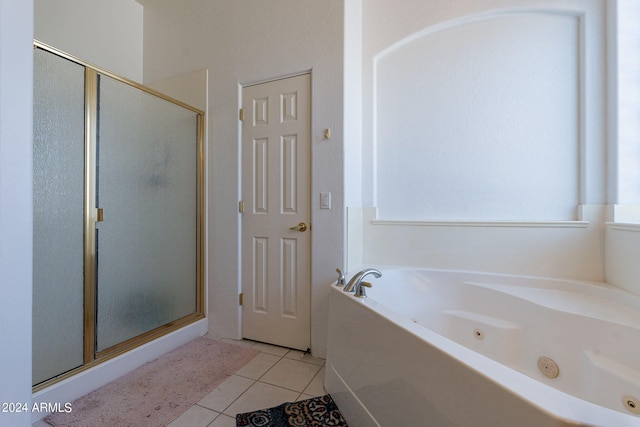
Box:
[34,41,205,392]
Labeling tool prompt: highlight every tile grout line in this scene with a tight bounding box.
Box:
[258,367,323,397]
[257,349,325,398]
[218,376,259,417]
[204,408,234,427]
[187,404,228,427]
[203,341,328,421]
[218,346,287,418]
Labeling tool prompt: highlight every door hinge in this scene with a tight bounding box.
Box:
[239,293,243,306]
[239,108,244,121]
[239,200,245,213]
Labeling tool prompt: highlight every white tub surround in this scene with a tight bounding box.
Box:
[326,267,640,426]
[606,221,640,296]
[349,206,607,281]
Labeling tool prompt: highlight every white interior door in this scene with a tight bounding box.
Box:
[241,73,311,350]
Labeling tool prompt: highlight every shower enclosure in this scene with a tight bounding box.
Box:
[32,42,205,388]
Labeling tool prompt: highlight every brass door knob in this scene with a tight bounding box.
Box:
[289,222,307,232]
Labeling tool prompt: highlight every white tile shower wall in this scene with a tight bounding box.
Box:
[356,206,606,281]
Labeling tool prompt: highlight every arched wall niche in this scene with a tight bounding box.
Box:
[372,8,605,221]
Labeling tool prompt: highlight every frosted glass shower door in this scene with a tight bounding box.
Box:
[95,74,200,353]
[32,48,85,385]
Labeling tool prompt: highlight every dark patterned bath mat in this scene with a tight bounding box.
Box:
[236,394,348,427]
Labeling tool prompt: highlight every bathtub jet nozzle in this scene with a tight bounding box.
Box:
[537,356,559,379]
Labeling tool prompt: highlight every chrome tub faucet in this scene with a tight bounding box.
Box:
[343,268,382,298]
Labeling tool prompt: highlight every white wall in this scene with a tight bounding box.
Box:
[0,1,33,426]
[375,12,582,220]
[347,0,609,282]
[143,0,344,357]
[613,0,640,205]
[603,0,640,296]
[146,69,208,112]
[345,1,364,271]
[34,0,143,82]
[360,0,606,214]
[344,0,363,209]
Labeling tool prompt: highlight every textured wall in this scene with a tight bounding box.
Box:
[143,0,344,357]
[375,12,581,220]
[0,0,34,425]
[360,0,606,214]
[351,0,609,283]
[34,0,143,82]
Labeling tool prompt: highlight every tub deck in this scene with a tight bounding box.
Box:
[326,267,640,426]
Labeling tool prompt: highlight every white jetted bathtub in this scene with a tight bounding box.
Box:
[325,266,640,427]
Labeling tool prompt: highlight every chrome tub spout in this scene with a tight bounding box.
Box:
[343,268,382,297]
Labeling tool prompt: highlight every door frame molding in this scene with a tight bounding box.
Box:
[238,71,313,348]
[242,70,312,89]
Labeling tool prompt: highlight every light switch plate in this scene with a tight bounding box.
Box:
[320,192,331,209]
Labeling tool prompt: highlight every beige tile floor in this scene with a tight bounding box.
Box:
[167,339,327,427]
[34,339,327,427]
